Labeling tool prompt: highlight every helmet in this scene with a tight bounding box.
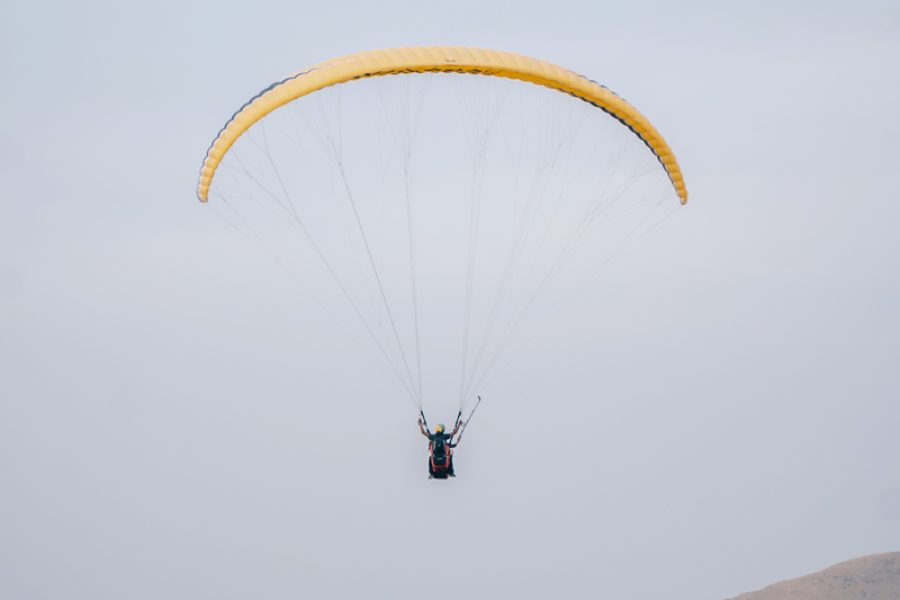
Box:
[435,423,445,433]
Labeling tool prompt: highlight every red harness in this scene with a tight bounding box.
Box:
[429,442,452,470]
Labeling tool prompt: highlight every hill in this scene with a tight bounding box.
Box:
[728,552,900,600]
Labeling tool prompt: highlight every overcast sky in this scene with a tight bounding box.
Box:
[2,1,899,599]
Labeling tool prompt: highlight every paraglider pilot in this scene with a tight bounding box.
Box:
[418,417,462,479]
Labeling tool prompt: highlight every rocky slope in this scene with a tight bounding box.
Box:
[728,552,900,600]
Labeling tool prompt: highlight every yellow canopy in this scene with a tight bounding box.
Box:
[197,46,687,204]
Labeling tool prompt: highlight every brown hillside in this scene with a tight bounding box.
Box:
[727,552,900,600]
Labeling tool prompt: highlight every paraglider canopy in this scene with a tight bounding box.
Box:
[197,46,687,205]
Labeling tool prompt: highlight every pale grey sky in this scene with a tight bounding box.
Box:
[1,1,899,599]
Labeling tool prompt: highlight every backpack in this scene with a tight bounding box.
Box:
[431,435,447,459]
